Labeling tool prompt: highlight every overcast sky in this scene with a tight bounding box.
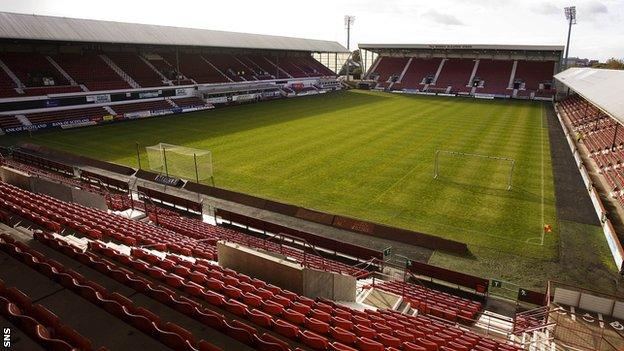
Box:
[1,0,622,61]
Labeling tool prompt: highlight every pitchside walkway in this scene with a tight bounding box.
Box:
[546,104,598,225]
[549,103,624,296]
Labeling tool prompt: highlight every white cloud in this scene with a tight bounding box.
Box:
[530,2,561,15]
[423,10,464,26]
[583,1,609,15]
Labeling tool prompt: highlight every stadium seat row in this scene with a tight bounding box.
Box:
[0,233,223,351]
[74,233,519,351]
[372,281,483,323]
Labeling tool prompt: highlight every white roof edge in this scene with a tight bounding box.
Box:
[555,67,624,125]
[0,11,348,53]
[358,43,565,52]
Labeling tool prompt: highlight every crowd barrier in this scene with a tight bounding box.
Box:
[517,288,547,306]
[137,185,202,214]
[81,170,129,192]
[11,149,74,176]
[407,259,490,293]
[185,181,469,255]
[215,208,384,262]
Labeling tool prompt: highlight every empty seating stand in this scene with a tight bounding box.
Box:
[0,52,84,97]
[0,50,335,99]
[473,60,513,95]
[107,52,165,88]
[53,53,130,91]
[557,95,624,208]
[203,54,252,81]
[514,61,555,97]
[0,52,68,87]
[160,53,229,84]
[22,85,83,96]
[271,56,334,78]
[370,57,409,88]
[109,100,172,115]
[274,57,310,78]
[431,59,474,93]
[0,64,19,98]
[23,106,108,125]
[0,181,218,260]
[0,115,22,129]
[393,58,441,90]
[246,56,281,79]
[301,56,336,77]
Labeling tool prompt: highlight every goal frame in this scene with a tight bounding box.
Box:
[433,150,515,191]
[144,143,214,185]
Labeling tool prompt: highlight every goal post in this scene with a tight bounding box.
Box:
[145,143,213,184]
[433,150,515,191]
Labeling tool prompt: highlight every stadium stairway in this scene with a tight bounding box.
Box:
[99,54,141,89]
[0,230,226,351]
[370,280,483,323]
[52,53,131,91]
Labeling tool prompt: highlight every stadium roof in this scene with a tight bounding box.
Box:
[555,68,624,125]
[359,43,564,52]
[0,11,348,53]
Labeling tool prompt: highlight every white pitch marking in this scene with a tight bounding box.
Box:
[540,104,546,246]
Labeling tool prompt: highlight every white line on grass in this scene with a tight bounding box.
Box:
[525,105,547,246]
[540,104,545,246]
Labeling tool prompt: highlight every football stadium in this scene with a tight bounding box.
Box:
[0,4,623,351]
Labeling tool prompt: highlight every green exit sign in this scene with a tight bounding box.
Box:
[492,280,503,288]
[383,247,392,257]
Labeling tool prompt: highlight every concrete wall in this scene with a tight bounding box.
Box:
[31,177,73,202]
[302,268,356,301]
[1,166,31,190]
[218,241,356,301]
[71,187,107,210]
[302,269,329,299]
[332,271,356,301]
[217,241,304,294]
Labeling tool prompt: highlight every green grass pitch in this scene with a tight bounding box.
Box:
[5,90,619,291]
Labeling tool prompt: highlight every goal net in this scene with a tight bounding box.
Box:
[433,150,515,191]
[146,143,213,182]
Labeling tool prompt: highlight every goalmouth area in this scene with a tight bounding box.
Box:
[3,90,619,292]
